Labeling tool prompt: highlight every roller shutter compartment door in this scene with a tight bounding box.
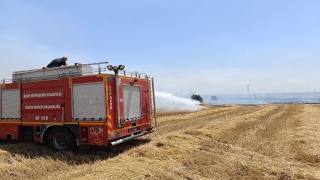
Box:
[1,90,21,119]
[0,91,1,118]
[123,86,142,120]
[72,83,106,120]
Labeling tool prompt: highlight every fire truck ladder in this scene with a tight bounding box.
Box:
[119,71,157,128]
[8,62,109,83]
[148,77,157,127]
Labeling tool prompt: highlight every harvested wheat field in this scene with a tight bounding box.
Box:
[0,104,320,180]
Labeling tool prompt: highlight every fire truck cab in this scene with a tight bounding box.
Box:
[0,62,156,151]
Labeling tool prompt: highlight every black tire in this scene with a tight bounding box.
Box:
[48,127,76,151]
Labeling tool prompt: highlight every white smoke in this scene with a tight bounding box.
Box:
[155,91,203,112]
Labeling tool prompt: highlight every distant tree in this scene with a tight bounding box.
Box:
[191,93,203,103]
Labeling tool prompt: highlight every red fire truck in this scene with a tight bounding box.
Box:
[0,62,156,151]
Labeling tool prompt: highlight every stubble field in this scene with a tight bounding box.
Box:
[0,104,319,179]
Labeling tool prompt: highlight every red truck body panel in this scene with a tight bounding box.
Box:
[0,64,156,149]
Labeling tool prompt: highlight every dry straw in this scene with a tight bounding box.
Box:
[0,104,319,179]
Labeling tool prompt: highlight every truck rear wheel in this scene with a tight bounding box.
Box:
[48,127,76,151]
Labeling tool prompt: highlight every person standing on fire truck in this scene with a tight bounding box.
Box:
[46,56,68,68]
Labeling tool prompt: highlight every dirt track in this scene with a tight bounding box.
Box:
[0,104,320,179]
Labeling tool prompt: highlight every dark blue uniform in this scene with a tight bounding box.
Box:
[47,58,66,68]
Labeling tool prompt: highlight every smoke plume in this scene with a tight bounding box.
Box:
[155,91,203,112]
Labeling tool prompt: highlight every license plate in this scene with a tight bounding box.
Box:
[128,126,140,133]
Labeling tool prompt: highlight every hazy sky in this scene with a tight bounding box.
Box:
[1,0,319,95]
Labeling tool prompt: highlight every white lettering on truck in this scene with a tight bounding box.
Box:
[35,116,48,120]
[23,92,62,98]
[24,104,61,110]
[109,86,112,110]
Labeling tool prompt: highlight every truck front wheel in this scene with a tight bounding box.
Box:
[48,127,76,151]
